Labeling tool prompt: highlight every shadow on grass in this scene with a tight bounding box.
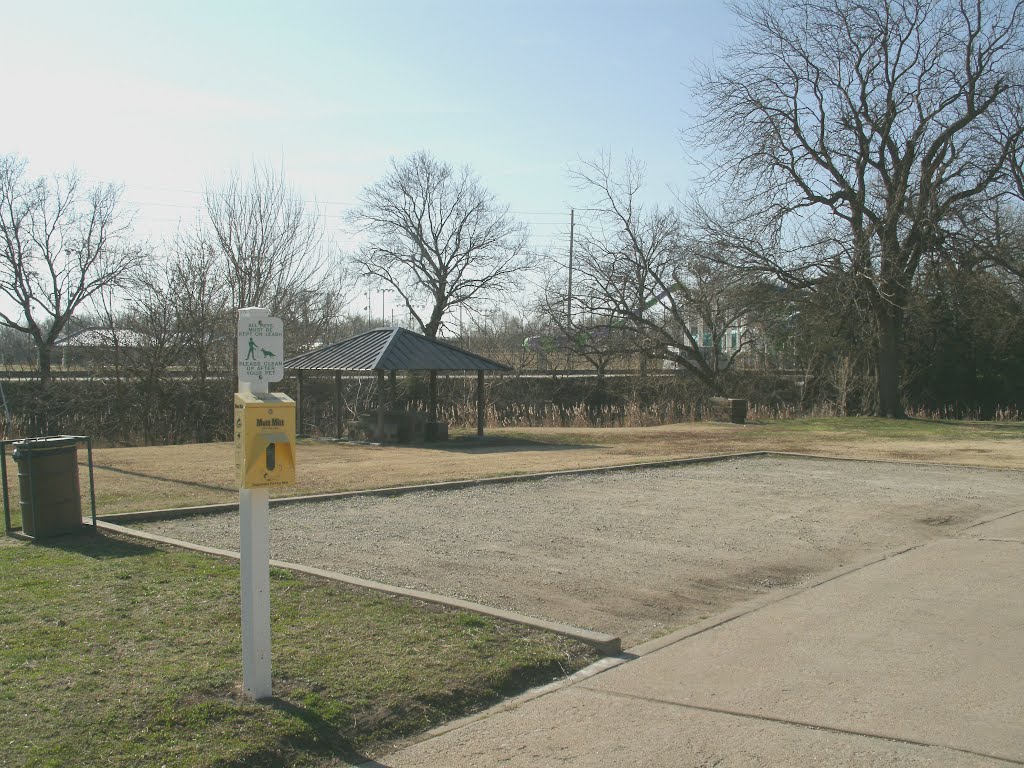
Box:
[90,462,232,495]
[906,416,1024,432]
[414,435,597,455]
[33,528,158,559]
[216,697,376,768]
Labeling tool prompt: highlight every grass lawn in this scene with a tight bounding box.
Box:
[0,531,597,767]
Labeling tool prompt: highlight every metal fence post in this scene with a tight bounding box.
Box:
[85,437,97,529]
[26,443,36,539]
[1,442,9,534]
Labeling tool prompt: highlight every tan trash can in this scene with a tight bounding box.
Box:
[13,437,83,538]
[707,397,748,424]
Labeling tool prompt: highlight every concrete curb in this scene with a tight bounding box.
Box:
[98,451,770,523]
[96,520,621,655]
[767,450,1024,473]
[99,502,241,523]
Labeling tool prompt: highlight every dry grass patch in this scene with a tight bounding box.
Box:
[4,418,1022,519]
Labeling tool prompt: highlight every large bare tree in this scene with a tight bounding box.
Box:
[348,150,530,338]
[0,155,143,383]
[692,0,1024,416]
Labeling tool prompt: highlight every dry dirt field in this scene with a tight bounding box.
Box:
[130,455,1024,646]
[5,418,1021,517]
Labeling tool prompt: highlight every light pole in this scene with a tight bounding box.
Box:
[380,289,393,328]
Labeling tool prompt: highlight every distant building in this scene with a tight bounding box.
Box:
[53,328,146,367]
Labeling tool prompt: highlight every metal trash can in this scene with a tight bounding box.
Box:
[13,437,83,538]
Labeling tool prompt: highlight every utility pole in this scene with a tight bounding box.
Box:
[567,208,574,326]
[566,208,575,372]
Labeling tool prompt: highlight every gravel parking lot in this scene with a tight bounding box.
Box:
[131,455,1024,646]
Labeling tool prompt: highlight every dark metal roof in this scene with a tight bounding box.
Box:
[285,327,511,372]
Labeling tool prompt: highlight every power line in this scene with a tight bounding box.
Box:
[118,181,581,218]
[84,172,610,219]
[125,202,578,237]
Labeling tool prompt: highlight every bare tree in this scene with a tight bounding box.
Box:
[165,233,232,383]
[201,162,358,369]
[692,0,1024,416]
[348,150,531,338]
[122,264,189,444]
[205,163,334,318]
[536,276,633,377]
[0,154,144,383]
[564,153,765,390]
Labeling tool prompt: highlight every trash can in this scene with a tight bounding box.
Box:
[13,437,83,538]
[707,397,748,425]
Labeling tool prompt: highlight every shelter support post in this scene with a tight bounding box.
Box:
[477,370,485,437]
[295,371,304,437]
[389,370,397,410]
[429,370,438,421]
[376,370,385,442]
[335,373,342,440]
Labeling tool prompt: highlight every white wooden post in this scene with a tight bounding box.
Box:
[238,307,273,699]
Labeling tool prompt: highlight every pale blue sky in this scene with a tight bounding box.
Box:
[2,1,733,245]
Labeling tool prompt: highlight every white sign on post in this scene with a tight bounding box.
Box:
[237,316,284,383]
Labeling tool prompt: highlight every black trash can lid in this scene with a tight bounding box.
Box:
[12,436,79,457]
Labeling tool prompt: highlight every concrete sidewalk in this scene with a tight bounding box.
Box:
[366,511,1024,767]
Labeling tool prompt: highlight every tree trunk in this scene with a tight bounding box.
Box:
[36,343,53,386]
[835,356,850,417]
[423,304,444,338]
[876,304,905,418]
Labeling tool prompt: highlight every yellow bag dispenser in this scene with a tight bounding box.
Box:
[234,392,296,489]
